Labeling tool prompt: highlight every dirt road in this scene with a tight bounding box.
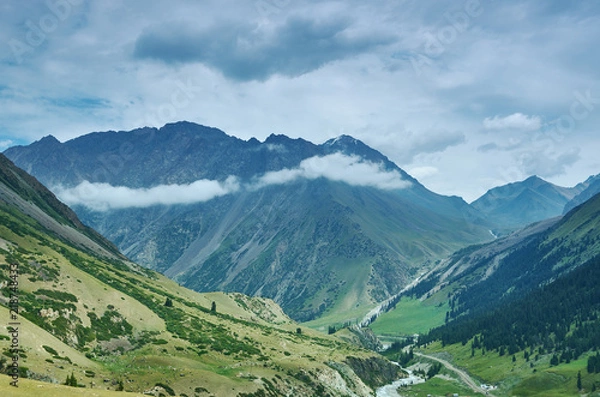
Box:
[414,352,496,397]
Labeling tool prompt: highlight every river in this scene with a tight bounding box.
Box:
[376,368,425,397]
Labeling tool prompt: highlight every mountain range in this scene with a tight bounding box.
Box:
[4,121,599,325]
[563,174,600,213]
[4,121,493,323]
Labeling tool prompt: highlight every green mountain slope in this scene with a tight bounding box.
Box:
[0,153,402,396]
[0,154,123,259]
[378,191,600,331]
[370,192,600,396]
[164,179,489,323]
[414,238,600,396]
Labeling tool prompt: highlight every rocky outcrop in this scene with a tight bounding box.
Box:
[344,356,404,389]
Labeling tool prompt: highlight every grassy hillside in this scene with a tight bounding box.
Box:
[0,212,401,396]
[0,377,144,397]
[0,154,123,259]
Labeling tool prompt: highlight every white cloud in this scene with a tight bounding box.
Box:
[407,166,439,180]
[55,153,409,211]
[483,113,542,131]
[55,177,240,211]
[253,153,410,190]
[516,147,580,178]
[0,140,14,150]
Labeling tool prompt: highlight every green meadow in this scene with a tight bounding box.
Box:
[370,297,449,337]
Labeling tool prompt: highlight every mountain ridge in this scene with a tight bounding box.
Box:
[4,121,493,322]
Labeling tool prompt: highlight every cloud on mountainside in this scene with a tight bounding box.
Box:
[55,154,409,211]
[55,177,241,211]
[253,153,409,190]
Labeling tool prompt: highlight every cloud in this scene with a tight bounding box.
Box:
[55,177,241,211]
[0,139,14,150]
[477,142,498,152]
[1,1,599,202]
[360,128,466,165]
[133,15,393,81]
[55,153,409,211]
[516,147,580,178]
[483,113,542,131]
[252,153,410,190]
[407,166,439,180]
[476,138,523,153]
[403,131,466,159]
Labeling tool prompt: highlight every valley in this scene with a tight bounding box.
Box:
[2,122,600,396]
[2,0,598,395]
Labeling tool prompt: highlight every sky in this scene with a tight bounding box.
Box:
[1,0,599,202]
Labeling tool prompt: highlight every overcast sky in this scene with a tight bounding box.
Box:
[1,0,599,202]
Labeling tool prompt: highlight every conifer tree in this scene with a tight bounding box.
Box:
[65,372,78,387]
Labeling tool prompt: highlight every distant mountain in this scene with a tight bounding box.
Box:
[470,175,585,233]
[563,173,600,213]
[4,121,492,322]
[0,152,401,396]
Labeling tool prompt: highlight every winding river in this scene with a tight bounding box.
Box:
[376,369,425,397]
